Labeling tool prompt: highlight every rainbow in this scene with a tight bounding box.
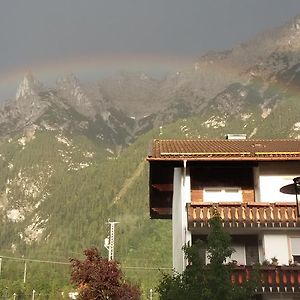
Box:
[0,52,299,101]
[0,53,194,98]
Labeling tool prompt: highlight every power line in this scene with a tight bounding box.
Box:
[0,255,69,265]
[0,254,172,270]
[123,266,172,270]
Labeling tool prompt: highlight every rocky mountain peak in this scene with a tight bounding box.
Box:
[57,73,89,104]
[16,73,42,101]
[56,73,101,119]
[291,14,300,30]
[59,73,92,98]
[58,73,80,89]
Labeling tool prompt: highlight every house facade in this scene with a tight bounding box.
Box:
[147,139,300,300]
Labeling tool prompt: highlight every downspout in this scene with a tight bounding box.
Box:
[183,159,191,267]
[183,159,187,186]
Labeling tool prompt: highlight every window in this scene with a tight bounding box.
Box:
[227,244,259,265]
[195,235,259,265]
[227,244,246,265]
[290,237,300,264]
[245,244,259,265]
[293,256,300,264]
[203,187,242,202]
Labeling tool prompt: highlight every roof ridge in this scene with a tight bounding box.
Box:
[149,139,300,161]
[154,138,300,142]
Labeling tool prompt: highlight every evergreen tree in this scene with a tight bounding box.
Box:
[157,212,259,300]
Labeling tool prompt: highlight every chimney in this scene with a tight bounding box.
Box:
[225,134,247,140]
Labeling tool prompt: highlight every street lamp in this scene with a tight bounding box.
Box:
[280,176,300,217]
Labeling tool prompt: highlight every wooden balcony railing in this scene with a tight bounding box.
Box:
[187,202,299,229]
[231,265,300,294]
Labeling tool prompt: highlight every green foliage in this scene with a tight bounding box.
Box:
[157,213,259,300]
[204,214,235,300]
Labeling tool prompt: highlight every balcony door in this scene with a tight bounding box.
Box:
[194,235,259,265]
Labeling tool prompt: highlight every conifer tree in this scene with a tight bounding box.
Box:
[157,212,258,300]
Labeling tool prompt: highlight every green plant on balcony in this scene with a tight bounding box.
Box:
[261,259,271,266]
[271,257,278,266]
[157,213,259,300]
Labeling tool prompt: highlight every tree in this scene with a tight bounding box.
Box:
[70,248,141,300]
[157,212,259,300]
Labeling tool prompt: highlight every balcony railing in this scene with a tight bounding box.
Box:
[187,202,299,229]
[231,265,300,294]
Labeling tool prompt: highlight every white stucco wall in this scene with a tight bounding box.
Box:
[257,162,300,202]
[172,166,192,273]
[259,175,298,202]
[262,234,289,265]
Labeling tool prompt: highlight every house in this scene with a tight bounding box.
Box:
[147,138,300,300]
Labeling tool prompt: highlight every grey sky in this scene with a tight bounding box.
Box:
[1,0,300,99]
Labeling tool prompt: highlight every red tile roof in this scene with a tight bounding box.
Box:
[148,139,300,161]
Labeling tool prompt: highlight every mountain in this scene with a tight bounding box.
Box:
[99,72,160,117]
[2,14,300,149]
[1,14,300,297]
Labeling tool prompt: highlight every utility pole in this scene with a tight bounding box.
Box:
[104,220,119,261]
[32,289,36,300]
[4,287,8,300]
[23,260,27,284]
[0,257,2,277]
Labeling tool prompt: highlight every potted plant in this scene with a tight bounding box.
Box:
[271,257,278,266]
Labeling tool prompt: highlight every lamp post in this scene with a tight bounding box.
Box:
[280,176,300,217]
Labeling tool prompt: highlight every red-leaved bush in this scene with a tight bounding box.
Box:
[70,248,140,300]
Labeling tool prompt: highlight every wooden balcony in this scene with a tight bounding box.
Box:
[188,202,299,229]
[231,265,300,294]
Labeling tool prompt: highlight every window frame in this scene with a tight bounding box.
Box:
[203,186,243,203]
[289,236,300,264]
